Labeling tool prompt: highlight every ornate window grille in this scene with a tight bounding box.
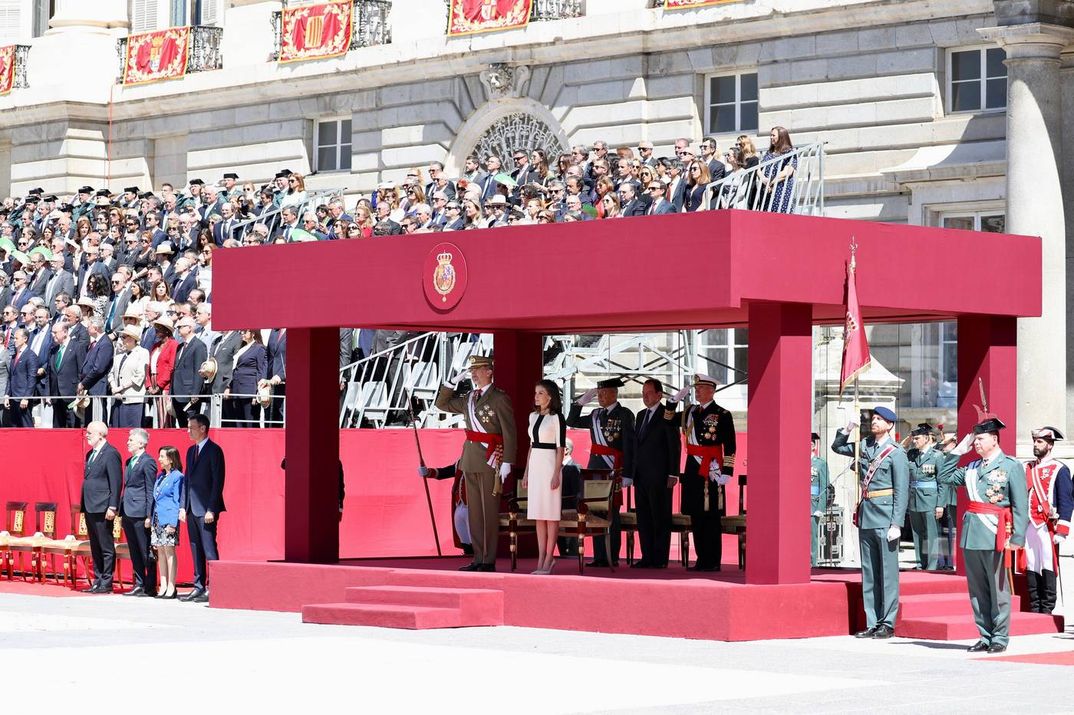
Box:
[471,113,569,174]
[529,0,584,21]
[115,26,223,83]
[270,0,392,62]
[13,45,30,89]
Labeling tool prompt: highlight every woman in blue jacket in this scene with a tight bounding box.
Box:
[151,445,185,599]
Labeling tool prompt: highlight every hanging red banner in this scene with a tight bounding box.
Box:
[279,0,354,64]
[447,0,533,37]
[665,0,742,9]
[0,45,17,96]
[122,27,191,86]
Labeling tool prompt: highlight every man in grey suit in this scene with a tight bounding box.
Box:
[81,421,123,593]
[121,428,158,597]
[44,255,75,314]
[209,330,242,424]
[103,272,131,334]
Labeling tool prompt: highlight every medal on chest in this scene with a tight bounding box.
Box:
[984,470,1007,503]
[602,417,621,442]
[478,404,494,425]
[701,413,719,441]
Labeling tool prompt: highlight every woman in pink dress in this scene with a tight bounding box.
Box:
[522,379,565,574]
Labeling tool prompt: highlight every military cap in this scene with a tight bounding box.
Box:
[59,203,74,213]
[78,186,94,194]
[1031,426,1064,442]
[910,422,934,437]
[28,187,43,195]
[872,405,897,424]
[23,195,38,203]
[42,195,57,203]
[124,186,139,194]
[95,189,112,197]
[693,374,719,388]
[597,378,624,389]
[811,432,821,442]
[223,172,239,180]
[468,355,493,369]
[973,417,1006,435]
[189,178,204,186]
[138,192,154,200]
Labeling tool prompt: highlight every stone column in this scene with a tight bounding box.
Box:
[979,22,1074,456]
[28,0,127,99]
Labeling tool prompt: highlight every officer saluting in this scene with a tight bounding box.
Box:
[938,417,1029,652]
[810,432,830,568]
[666,374,736,572]
[567,377,635,567]
[906,422,950,570]
[832,405,909,639]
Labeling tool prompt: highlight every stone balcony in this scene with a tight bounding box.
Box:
[269,0,392,61]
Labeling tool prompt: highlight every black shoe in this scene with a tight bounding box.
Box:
[586,561,610,568]
[180,589,206,602]
[477,564,496,572]
[855,626,878,638]
[96,585,114,594]
[458,562,481,572]
[192,592,209,603]
[123,587,145,597]
[630,561,653,569]
[987,643,1007,653]
[872,625,894,639]
[80,585,100,594]
[967,641,990,652]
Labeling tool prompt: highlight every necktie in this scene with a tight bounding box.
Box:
[641,408,653,437]
[55,344,65,370]
[88,449,98,463]
[106,299,117,331]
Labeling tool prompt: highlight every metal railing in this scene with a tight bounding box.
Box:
[116,25,224,84]
[701,142,825,216]
[530,0,584,21]
[231,187,347,242]
[11,45,29,90]
[269,0,392,62]
[4,392,283,429]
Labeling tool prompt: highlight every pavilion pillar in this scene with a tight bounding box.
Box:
[491,330,544,472]
[745,301,813,585]
[283,327,341,563]
[954,315,1018,574]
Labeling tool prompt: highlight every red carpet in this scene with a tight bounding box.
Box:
[984,651,1074,666]
[0,581,90,597]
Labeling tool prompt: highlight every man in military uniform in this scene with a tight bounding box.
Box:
[938,417,1029,652]
[810,432,830,568]
[1022,426,1073,613]
[567,377,635,567]
[832,405,909,638]
[906,422,949,570]
[936,430,960,570]
[665,374,735,572]
[434,355,516,572]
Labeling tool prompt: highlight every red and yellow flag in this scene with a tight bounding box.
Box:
[447,0,533,36]
[665,0,743,9]
[0,45,16,96]
[279,0,353,64]
[123,27,191,86]
[840,248,871,393]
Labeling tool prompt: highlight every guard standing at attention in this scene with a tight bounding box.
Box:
[810,432,830,568]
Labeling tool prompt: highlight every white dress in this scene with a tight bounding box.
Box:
[526,412,564,520]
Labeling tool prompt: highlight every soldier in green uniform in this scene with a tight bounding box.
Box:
[831,405,909,638]
[810,432,830,568]
[906,423,949,570]
[937,417,1029,653]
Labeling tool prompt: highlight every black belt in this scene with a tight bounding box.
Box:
[531,442,558,450]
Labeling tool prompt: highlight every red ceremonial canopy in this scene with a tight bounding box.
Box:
[279,0,353,63]
[447,0,533,36]
[122,27,191,86]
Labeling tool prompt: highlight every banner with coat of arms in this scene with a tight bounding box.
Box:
[279,0,354,64]
[0,45,17,96]
[447,0,533,37]
[122,27,191,86]
[665,0,743,9]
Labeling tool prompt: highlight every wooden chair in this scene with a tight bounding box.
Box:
[498,483,536,572]
[619,485,638,566]
[719,475,748,570]
[113,515,131,590]
[63,509,95,590]
[1,502,29,580]
[23,503,59,582]
[557,468,620,575]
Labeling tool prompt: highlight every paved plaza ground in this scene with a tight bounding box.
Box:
[2,583,1072,713]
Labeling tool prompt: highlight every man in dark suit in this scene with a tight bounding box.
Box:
[26,252,53,298]
[78,316,113,425]
[629,378,681,569]
[619,182,649,217]
[701,137,727,182]
[103,272,131,334]
[46,321,85,428]
[81,420,123,593]
[645,181,677,215]
[264,328,286,427]
[121,428,158,597]
[171,317,207,427]
[566,378,636,567]
[181,413,226,602]
[667,161,688,213]
[209,330,241,424]
[171,257,198,304]
[5,328,37,427]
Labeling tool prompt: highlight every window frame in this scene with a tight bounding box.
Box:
[946,46,1007,115]
[313,117,353,174]
[703,71,759,137]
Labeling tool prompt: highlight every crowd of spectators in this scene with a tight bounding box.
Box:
[0,127,800,428]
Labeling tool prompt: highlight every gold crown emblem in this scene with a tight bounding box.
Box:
[437,251,453,264]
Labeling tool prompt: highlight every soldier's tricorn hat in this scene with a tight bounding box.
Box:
[189,178,204,186]
[597,378,624,389]
[871,405,897,424]
[468,355,493,369]
[972,417,1006,435]
[78,186,94,194]
[1032,426,1064,442]
[811,432,821,442]
[124,186,139,194]
[223,172,239,180]
[910,423,934,437]
[693,374,719,388]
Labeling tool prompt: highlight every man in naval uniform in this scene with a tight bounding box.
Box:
[567,377,635,567]
[1022,426,1073,613]
[810,432,830,568]
[434,355,516,572]
[832,405,909,639]
[938,417,1029,652]
[665,374,736,572]
[906,422,949,570]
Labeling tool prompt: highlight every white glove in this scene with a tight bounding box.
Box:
[886,525,901,542]
[499,463,512,483]
[575,388,597,406]
[715,473,731,486]
[670,386,690,402]
[950,432,974,456]
[1054,534,1066,545]
[418,466,432,478]
[622,477,633,488]
[844,421,858,433]
[446,367,470,387]
[812,511,823,518]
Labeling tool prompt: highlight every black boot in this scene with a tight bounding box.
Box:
[1025,570,1042,613]
[1040,569,1058,614]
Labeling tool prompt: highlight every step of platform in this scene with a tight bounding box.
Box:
[345,585,503,622]
[897,592,1023,620]
[302,603,468,629]
[897,611,1064,640]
